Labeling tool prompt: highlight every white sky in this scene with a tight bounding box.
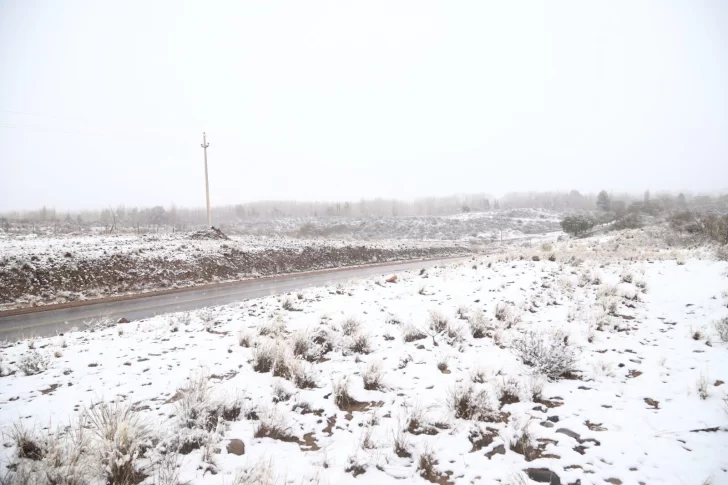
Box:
[1,0,726,211]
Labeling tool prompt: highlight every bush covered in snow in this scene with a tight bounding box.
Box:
[510,331,578,379]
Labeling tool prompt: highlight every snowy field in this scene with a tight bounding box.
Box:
[226,209,561,241]
[1,230,727,485]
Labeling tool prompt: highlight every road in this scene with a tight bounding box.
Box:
[0,256,467,341]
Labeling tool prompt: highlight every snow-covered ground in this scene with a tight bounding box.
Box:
[1,231,727,485]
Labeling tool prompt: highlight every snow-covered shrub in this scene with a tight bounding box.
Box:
[237,330,254,348]
[198,307,216,325]
[150,451,183,485]
[176,311,192,326]
[511,330,578,379]
[697,374,710,400]
[85,400,151,485]
[258,315,287,337]
[252,341,291,375]
[495,302,520,326]
[445,322,466,345]
[427,310,449,333]
[402,324,427,342]
[447,385,498,421]
[470,366,490,384]
[231,458,277,485]
[253,409,293,441]
[341,316,361,336]
[715,316,728,342]
[291,330,323,362]
[18,350,50,376]
[417,449,442,482]
[362,361,385,390]
[348,332,372,354]
[332,376,353,409]
[5,420,91,485]
[290,360,318,389]
[507,420,536,460]
[495,377,522,405]
[468,311,489,338]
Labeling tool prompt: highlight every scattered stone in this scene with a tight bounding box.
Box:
[644,398,659,409]
[485,444,505,459]
[117,317,130,324]
[524,468,561,484]
[226,439,245,456]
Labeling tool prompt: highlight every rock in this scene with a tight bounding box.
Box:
[385,275,398,283]
[226,439,245,456]
[485,444,505,459]
[117,317,130,323]
[547,416,560,423]
[540,421,554,428]
[524,468,561,484]
[556,428,580,440]
[715,380,724,387]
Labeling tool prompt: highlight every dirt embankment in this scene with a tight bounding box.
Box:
[0,244,468,309]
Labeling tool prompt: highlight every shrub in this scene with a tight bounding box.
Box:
[494,302,509,322]
[18,351,50,376]
[715,317,728,342]
[252,342,277,373]
[291,330,324,362]
[468,312,488,339]
[496,377,522,406]
[427,311,449,333]
[332,376,353,409]
[697,374,709,400]
[9,422,44,461]
[258,316,287,337]
[6,419,91,484]
[290,361,318,389]
[238,330,254,348]
[362,361,385,391]
[85,400,151,485]
[445,323,466,345]
[402,324,427,342]
[341,317,361,336]
[348,333,372,354]
[417,450,440,482]
[447,385,497,421]
[560,215,595,236]
[254,410,293,441]
[511,331,578,379]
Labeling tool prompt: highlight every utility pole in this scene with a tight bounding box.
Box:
[201,132,211,228]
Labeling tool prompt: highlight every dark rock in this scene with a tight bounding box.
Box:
[547,416,560,423]
[485,444,505,459]
[226,439,245,456]
[524,468,561,484]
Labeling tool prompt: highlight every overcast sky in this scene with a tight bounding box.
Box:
[1,1,726,211]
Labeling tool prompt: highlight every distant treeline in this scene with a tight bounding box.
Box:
[1,190,726,235]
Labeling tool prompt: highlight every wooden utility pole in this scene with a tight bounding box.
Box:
[201,132,211,228]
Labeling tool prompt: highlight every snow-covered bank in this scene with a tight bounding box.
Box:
[0,233,469,310]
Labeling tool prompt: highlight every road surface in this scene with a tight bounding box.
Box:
[0,256,467,341]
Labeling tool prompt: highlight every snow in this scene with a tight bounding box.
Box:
[1,232,727,484]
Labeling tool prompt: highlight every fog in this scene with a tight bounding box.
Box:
[1,0,726,212]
